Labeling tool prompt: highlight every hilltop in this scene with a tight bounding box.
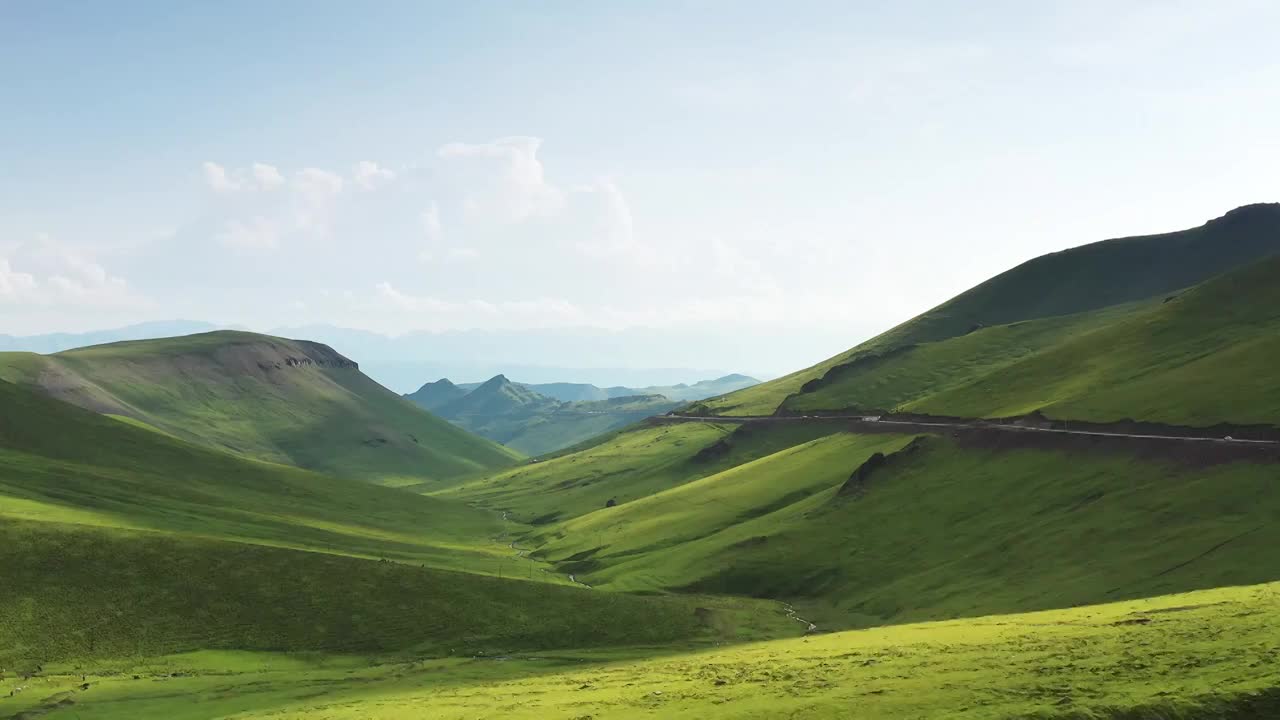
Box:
[0,330,521,485]
[692,203,1280,416]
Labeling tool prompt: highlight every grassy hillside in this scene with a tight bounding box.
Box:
[695,203,1280,416]
[908,255,1280,427]
[442,421,847,524]
[0,377,513,574]
[0,518,792,669]
[783,300,1148,413]
[413,374,684,456]
[500,394,683,456]
[403,377,468,410]
[544,431,1280,632]
[531,432,918,571]
[0,377,796,678]
[0,331,520,485]
[6,581,1278,719]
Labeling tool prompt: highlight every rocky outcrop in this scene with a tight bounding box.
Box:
[837,437,928,498]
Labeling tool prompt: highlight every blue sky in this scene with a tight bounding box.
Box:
[2,1,1279,375]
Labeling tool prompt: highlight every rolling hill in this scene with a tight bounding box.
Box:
[0,331,521,485]
[692,203,1280,417]
[7,205,1280,720]
[0,376,795,672]
[443,205,1280,635]
[408,374,683,456]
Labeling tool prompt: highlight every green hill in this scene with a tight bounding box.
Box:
[0,377,794,671]
[907,255,1280,426]
[404,377,468,410]
[410,374,683,456]
[0,331,521,485]
[457,374,761,403]
[695,203,1280,416]
[0,376,507,573]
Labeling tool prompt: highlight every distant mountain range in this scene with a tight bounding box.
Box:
[0,320,230,355]
[454,374,759,403]
[405,373,759,455]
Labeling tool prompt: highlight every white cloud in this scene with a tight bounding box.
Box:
[215,217,280,251]
[293,167,344,197]
[0,257,38,298]
[202,161,241,193]
[0,236,146,309]
[438,136,566,222]
[420,202,442,242]
[353,160,395,190]
[252,162,285,190]
[447,247,479,260]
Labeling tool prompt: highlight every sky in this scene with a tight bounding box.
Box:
[2,1,1279,377]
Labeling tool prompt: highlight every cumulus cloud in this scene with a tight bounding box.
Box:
[438,136,565,222]
[353,160,395,190]
[0,236,146,309]
[202,161,241,193]
[252,162,285,190]
[199,164,348,251]
[0,257,38,298]
[204,161,287,192]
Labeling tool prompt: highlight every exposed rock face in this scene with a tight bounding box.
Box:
[251,341,359,372]
[837,437,928,498]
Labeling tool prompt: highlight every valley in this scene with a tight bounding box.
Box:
[3,205,1280,718]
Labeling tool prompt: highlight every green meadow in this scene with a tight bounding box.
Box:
[4,209,1280,717]
[2,582,1277,719]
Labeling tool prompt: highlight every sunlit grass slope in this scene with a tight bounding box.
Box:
[694,203,1280,416]
[7,582,1278,719]
[0,517,794,669]
[0,330,520,485]
[783,300,1148,413]
[531,432,917,575]
[442,421,846,524]
[0,377,512,573]
[575,435,1280,630]
[911,255,1280,426]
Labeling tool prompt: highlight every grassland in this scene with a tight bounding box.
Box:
[0,377,518,574]
[0,518,795,670]
[693,205,1280,417]
[0,331,520,485]
[4,581,1277,719]
[530,431,918,578]
[442,421,848,524]
[911,256,1280,427]
[0,377,798,680]
[783,300,1148,413]
[491,421,1280,636]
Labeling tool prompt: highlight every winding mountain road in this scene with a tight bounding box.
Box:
[655,413,1280,446]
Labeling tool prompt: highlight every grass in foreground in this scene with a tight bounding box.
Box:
[4,582,1278,719]
[0,517,797,670]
